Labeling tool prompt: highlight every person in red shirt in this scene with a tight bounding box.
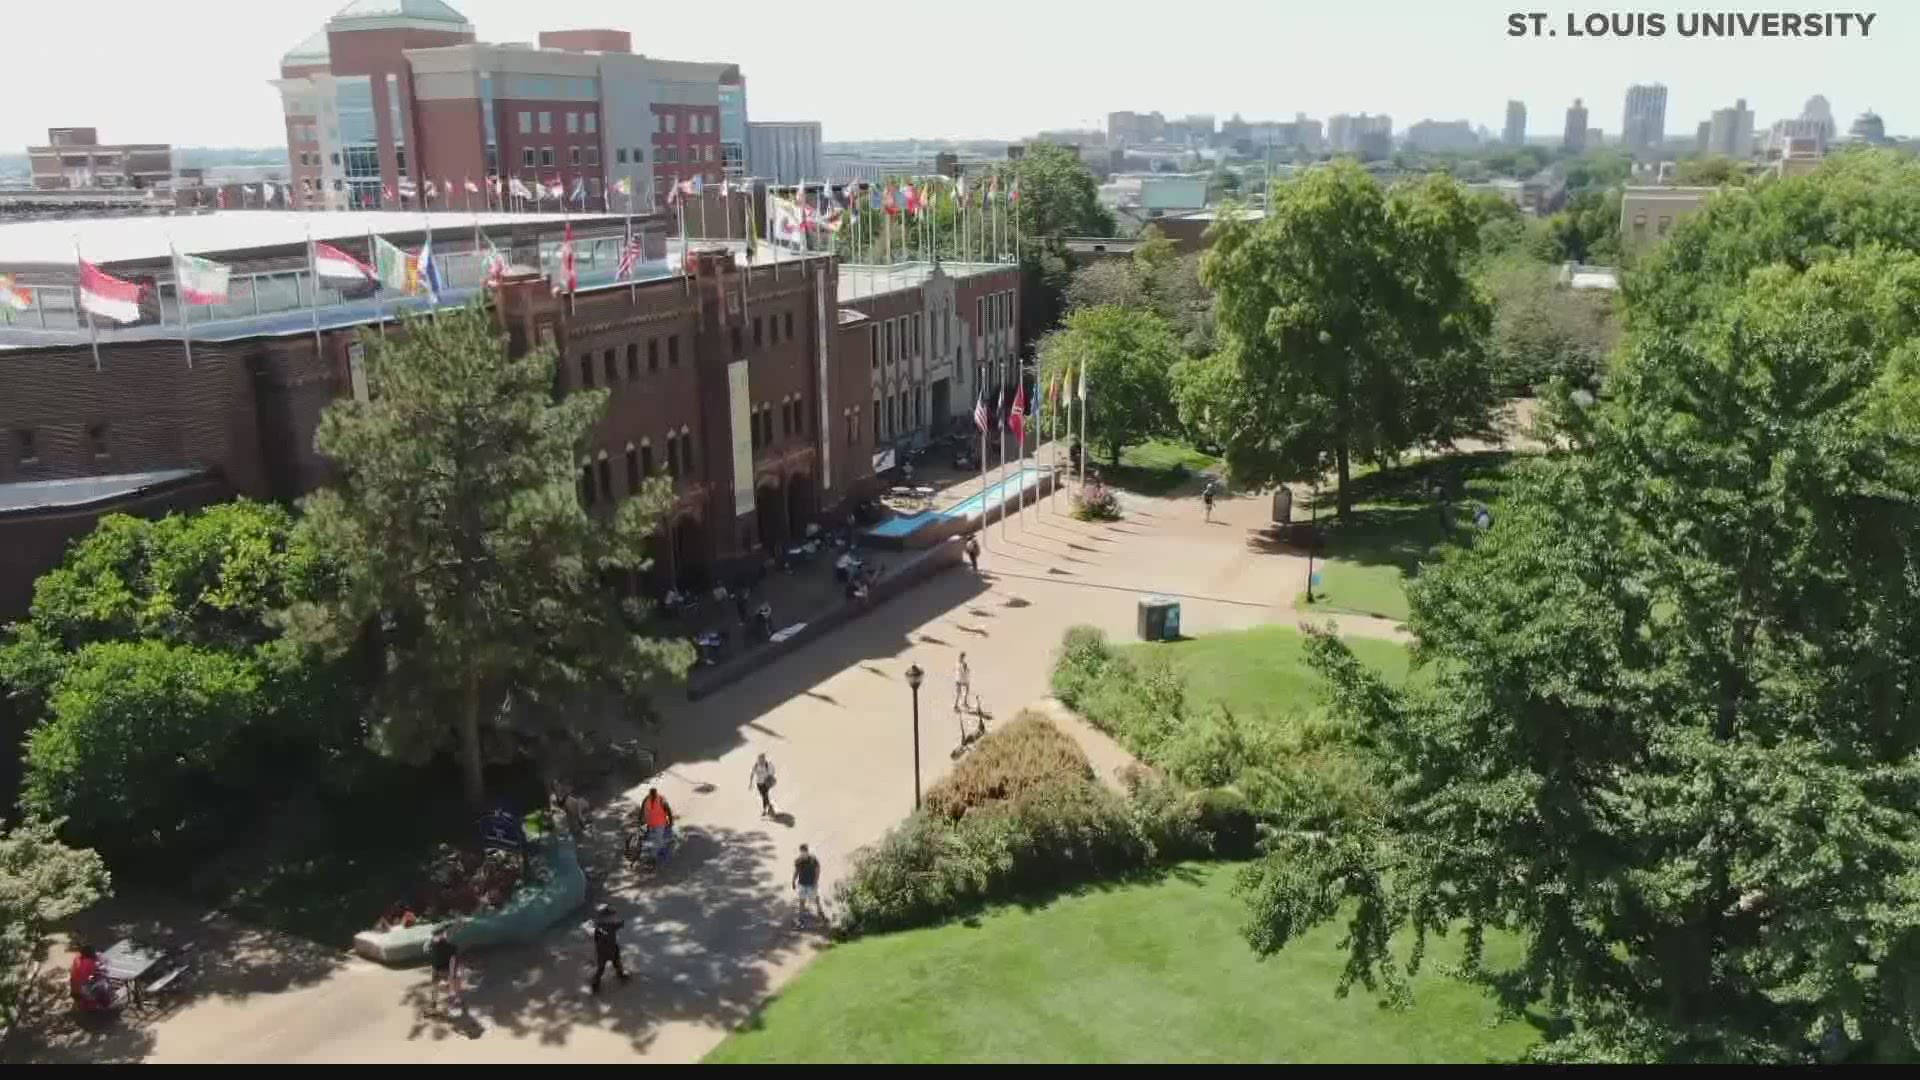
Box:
[70,945,114,1011]
[637,787,675,861]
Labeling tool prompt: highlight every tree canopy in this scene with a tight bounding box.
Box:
[0,818,109,1031]
[1191,165,1496,512]
[1240,161,1920,1062]
[1063,226,1215,358]
[294,305,688,806]
[1037,305,1180,464]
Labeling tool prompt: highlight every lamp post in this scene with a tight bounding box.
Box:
[904,663,924,810]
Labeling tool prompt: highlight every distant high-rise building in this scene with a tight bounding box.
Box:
[1696,120,1712,154]
[1106,110,1166,146]
[1563,98,1589,152]
[1706,98,1755,158]
[26,127,173,191]
[1407,119,1478,153]
[1328,112,1391,154]
[747,121,821,185]
[1849,110,1886,143]
[1802,94,1835,141]
[1622,83,1668,155]
[1503,100,1526,146]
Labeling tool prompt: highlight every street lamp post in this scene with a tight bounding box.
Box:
[904,663,924,811]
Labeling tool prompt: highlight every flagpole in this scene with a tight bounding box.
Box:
[168,239,194,370]
[74,238,102,371]
[625,189,636,304]
[978,375,988,547]
[998,359,1008,542]
[368,227,386,337]
[304,226,322,353]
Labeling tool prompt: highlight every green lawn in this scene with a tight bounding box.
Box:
[709,863,1541,1063]
[1099,440,1220,495]
[1297,451,1523,622]
[1124,623,1413,719]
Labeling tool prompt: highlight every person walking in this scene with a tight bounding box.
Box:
[792,843,825,928]
[586,903,631,994]
[750,752,778,818]
[1202,478,1219,523]
[965,534,980,573]
[953,652,972,713]
[637,787,675,864]
[427,926,462,1014]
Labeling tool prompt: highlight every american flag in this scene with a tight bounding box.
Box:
[617,231,641,280]
[973,392,989,434]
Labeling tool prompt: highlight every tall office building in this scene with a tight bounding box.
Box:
[718,70,748,179]
[1563,98,1589,152]
[746,121,822,184]
[1706,97,1755,158]
[1503,100,1526,146]
[271,2,737,211]
[1801,95,1835,141]
[1622,83,1668,154]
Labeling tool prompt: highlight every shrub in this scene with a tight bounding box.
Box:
[1192,787,1258,858]
[22,639,266,855]
[1051,624,1118,708]
[1071,482,1122,521]
[923,710,1095,821]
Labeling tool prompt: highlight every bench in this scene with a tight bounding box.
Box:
[143,966,188,997]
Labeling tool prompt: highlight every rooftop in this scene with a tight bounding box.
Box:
[328,0,471,30]
[0,210,595,268]
[0,468,209,515]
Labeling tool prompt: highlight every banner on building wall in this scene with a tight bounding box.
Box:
[729,360,754,517]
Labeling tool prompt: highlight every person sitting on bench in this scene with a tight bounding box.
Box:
[70,945,116,1012]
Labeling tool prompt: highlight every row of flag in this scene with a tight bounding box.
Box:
[972,363,1088,439]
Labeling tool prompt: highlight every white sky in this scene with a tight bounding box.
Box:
[2,1,1911,149]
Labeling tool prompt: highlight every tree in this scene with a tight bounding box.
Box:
[1242,244,1920,1061]
[1037,306,1180,464]
[1482,253,1620,390]
[0,818,109,1032]
[1,502,350,856]
[1194,164,1496,514]
[295,305,688,806]
[1671,155,1752,187]
[1538,187,1623,265]
[1063,225,1217,358]
[1011,142,1116,243]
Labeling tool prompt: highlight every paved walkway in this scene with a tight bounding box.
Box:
[21,471,1413,1064]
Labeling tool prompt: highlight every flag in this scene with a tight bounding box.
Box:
[425,179,438,199]
[1077,356,1087,401]
[744,196,758,259]
[688,175,705,196]
[383,184,396,204]
[0,274,32,312]
[1010,178,1021,204]
[488,176,503,195]
[560,222,577,293]
[509,176,532,200]
[973,392,989,434]
[546,179,564,201]
[989,174,1001,202]
[957,175,969,206]
[372,235,411,293]
[216,188,228,210]
[243,185,259,198]
[570,177,586,206]
[77,259,143,324]
[612,176,632,196]
[398,177,417,200]
[314,241,375,284]
[617,230,641,280]
[815,207,844,234]
[869,185,882,211]
[1009,380,1027,442]
[173,250,232,305]
[262,182,278,204]
[904,183,920,217]
[415,231,443,303]
[465,177,480,194]
[720,177,733,200]
[483,236,510,284]
[771,197,805,244]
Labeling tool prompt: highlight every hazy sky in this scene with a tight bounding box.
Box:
[3,1,1911,149]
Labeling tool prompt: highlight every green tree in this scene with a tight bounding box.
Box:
[1243,247,1920,1061]
[1,502,350,855]
[1538,187,1623,265]
[295,305,688,806]
[1671,155,1752,187]
[21,640,263,848]
[1482,253,1620,389]
[1063,225,1216,358]
[1194,164,1496,514]
[1037,306,1180,464]
[0,818,109,1031]
[1011,143,1117,243]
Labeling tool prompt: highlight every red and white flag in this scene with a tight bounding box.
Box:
[77,259,143,324]
[1009,380,1027,442]
[616,231,641,280]
[560,223,577,293]
[465,177,480,194]
[313,241,375,285]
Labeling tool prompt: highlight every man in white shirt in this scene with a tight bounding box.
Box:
[953,652,972,712]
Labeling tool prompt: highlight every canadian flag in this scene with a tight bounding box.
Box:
[77,259,143,324]
[560,222,577,294]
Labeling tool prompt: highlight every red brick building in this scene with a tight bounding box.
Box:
[272,1,731,213]
[0,210,1021,616]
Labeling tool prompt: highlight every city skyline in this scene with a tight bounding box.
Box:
[2,0,1912,153]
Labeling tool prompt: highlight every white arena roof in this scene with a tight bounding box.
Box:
[0,210,606,266]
